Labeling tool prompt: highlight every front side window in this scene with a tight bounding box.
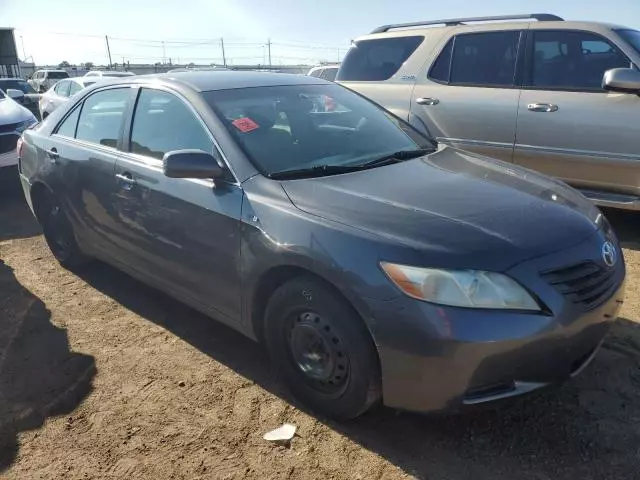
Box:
[54,81,70,97]
[336,36,424,81]
[206,84,431,176]
[130,89,213,160]
[448,31,521,86]
[76,88,130,148]
[55,107,81,138]
[526,31,630,90]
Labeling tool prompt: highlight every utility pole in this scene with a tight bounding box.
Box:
[162,41,166,64]
[221,38,226,66]
[267,39,272,66]
[105,35,113,68]
[122,57,125,71]
[20,35,27,61]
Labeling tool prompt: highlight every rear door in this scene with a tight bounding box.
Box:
[410,30,524,162]
[514,29,640,197]
[48,86,135,257]
[112,87,243,322]
[337,35,425,120]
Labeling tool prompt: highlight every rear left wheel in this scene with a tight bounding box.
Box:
[37,191,89,270]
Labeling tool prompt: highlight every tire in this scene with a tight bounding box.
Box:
[37,191,89,270]
[264,276,381,420]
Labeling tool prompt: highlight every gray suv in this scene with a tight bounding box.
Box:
[338,14,640,210]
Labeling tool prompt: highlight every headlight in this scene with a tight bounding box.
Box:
[16,118,37,133]
[380,262,540,311]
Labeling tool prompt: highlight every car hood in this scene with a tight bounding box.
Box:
[0,96,34,123]
[280,147,602,271]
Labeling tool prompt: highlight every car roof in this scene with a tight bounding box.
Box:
[102,70,329,92]
[358,20,630,40]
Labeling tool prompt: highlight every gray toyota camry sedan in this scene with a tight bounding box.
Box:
[17,72,625,419]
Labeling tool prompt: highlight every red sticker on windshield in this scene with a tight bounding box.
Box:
[232,117,260,133]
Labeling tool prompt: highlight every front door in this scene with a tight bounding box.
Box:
[411,30,524,162]
[514,29,640,197]
[112,87,243,323]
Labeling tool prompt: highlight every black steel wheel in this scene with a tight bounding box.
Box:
[264,276,381,420]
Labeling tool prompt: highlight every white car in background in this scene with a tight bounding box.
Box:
[307,65,340,81]
[39,77,100,119]
[84,70,135,79]
[28,69,70,93]
[0,88,37,170]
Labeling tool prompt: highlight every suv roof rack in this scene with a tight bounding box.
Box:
[370,13,564,34]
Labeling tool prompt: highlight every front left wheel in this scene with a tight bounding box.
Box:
[264,276,381,420]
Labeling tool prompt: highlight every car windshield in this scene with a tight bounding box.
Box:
[0,80,37,94]
[205,84,433,177]
[617,29,640,54]
[49,71,69,79]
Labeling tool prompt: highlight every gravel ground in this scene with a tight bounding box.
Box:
[1,182,639,480]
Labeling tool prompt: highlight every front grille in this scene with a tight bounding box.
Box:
[0,122,19,134]
[541,261,618,310]
[0,134,19,155]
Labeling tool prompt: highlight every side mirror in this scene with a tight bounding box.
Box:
[603,68,640,94]
[163,149,225,179]
[6,88,25,102]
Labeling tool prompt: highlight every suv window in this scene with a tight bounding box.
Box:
[336,36,424,81]
[48,71,70,80]
[54,80,70,97]
[439,31,521,86]
[76,88,130,148]
[526,31,630,90]
[69,81,83,96]
[130,89,213,160]
[55,107,81,138]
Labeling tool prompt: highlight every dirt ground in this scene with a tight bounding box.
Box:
[1,182,640,480]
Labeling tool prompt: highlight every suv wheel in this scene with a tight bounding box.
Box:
[264,277,381,420]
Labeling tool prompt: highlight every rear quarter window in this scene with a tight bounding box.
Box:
[336,36,424,81]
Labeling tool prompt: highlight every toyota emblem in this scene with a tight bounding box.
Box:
[602,241,617,267]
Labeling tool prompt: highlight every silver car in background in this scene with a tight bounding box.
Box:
[28,69,70,93]
[84,70,135,79]
[0,88,37,171]
[39,77,100,119]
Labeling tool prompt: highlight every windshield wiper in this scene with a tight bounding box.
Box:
[353,148,432,169]
[269,164,360,180]
[268,148,432,180]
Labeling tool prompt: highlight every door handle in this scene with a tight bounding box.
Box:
[527,103,558,113]
[46,147,59,164]
[115,172,136,190]
[416,97,440,106]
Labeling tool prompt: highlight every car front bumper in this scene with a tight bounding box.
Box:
[369,230,626,413]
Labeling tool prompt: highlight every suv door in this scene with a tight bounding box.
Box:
[47,86,135,257]
[515,29,639,200]
[411,30,524,162]
[112,87,243,323]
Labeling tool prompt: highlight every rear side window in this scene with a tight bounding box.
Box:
[76,88,130,148]
[336,36,424,81]
[69,81,82,96]
[55,107,81,138]
[54,81,70,97]
[130,89,213,160]
[429,39,454,82]
[526,31,630,91]
[448,31,521,86]
[48,71,69,79]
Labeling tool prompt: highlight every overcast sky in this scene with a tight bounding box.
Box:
[3,0,639,66]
